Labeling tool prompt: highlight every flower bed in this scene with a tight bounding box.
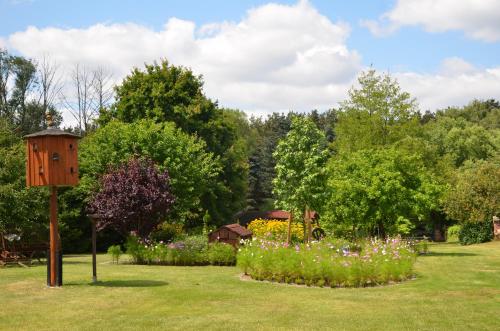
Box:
[125,235,236,266]
[248,218,304,242]
[237,238,417,287]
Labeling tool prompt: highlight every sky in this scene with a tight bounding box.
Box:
[1,0,500,121]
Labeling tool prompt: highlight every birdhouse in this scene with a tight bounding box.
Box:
[24,128,80,187]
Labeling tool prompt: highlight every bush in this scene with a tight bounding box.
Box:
[447,225,461,242]
[248,218,304,242]
[125,234,236,266]
[150,223,184,243]
[207,243,236,265]
[107,245,122,264]
[237,237,416,287]
[458,221,493,245]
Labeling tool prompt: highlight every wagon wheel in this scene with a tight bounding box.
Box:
[312,227,326,240]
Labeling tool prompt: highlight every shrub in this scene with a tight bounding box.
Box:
[107,245,122,264]
[150,223,184,243]
[237,237,416,287]
[248,218,304,242]
[125,234,236,266]
[447,225,461,242]
[207,243,236,265]
[458,221,493,245]
[168,235,208,265]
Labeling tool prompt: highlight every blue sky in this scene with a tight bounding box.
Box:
[2,0,499,72]
[1,0,500,117]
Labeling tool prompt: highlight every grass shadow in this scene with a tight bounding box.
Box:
[90,280,168,287]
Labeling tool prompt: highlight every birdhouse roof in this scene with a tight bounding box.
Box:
[24,128,80,139]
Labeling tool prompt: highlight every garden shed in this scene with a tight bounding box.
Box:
[208,224,252,247]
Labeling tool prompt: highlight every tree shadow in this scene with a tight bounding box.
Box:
[422,252,477,257]
[90,280,168,287]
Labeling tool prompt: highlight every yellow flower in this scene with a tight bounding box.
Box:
[248,218,304,241]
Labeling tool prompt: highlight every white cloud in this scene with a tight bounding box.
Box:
[3,1,500,123]
[395,58,500,111]
[363,0,500,42]
[5,0,360,121]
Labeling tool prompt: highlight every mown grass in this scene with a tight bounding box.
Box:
[1,241,499,331]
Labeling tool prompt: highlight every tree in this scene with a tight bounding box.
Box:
[0,50,62,135]
[79,120,220,223]
[444,160,500,224]
[336,69,419,153]
[326,148,444,238]
[248,112,293,209]
[106,60,247,223]
[62,64,97,134]
[423,116,499,167]
[37,55,63,118]
[272,116,329,242]
[436,99,500,130]
[0,119,48,240]
[88,158,175,239]
[92,66,114,115]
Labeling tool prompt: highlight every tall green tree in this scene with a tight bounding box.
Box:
[444,160,499,224]
[336,69,419,153]
[273,116,329,241]
[104,60,246,223]
[248,113,293,210]
[326,148,444,238]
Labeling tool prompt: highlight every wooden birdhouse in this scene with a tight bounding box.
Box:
[24,128,80,187]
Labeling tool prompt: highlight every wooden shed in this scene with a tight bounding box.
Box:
[208,224,252,247]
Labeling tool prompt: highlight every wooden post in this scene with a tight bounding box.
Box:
[49,186,58,287]
[287,212,292,245]
[305,207,312,243]
[92,218,97,283]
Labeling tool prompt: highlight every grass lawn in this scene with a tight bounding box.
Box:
[1,241,499,331]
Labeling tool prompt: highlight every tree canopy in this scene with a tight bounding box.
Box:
[88,158,175,238]
[79,120,220,223]
[273,116,329,217]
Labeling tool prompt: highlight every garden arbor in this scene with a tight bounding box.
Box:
[24,125,80,287]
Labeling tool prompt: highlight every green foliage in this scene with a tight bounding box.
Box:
[0,120,48,240]
[326,148,444,237]
[248,113,293,209]
[423,117,499,168]
[0,49,62,135]
[107,245,122,264]
[107,60,249,223]
[447,225,462,242]
[272,116,329,216]
[125,234,236,266]
[237,237,416,287]
[458,221,493,245]
[436,99,500,130]
[207,242,236,266]
[336,69,419,153]
[444,160,500,223]
[150,223,184,243]
[79,120,220,223]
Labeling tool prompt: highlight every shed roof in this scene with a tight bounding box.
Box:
[24,128,80,139]
[211,223,252,237]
